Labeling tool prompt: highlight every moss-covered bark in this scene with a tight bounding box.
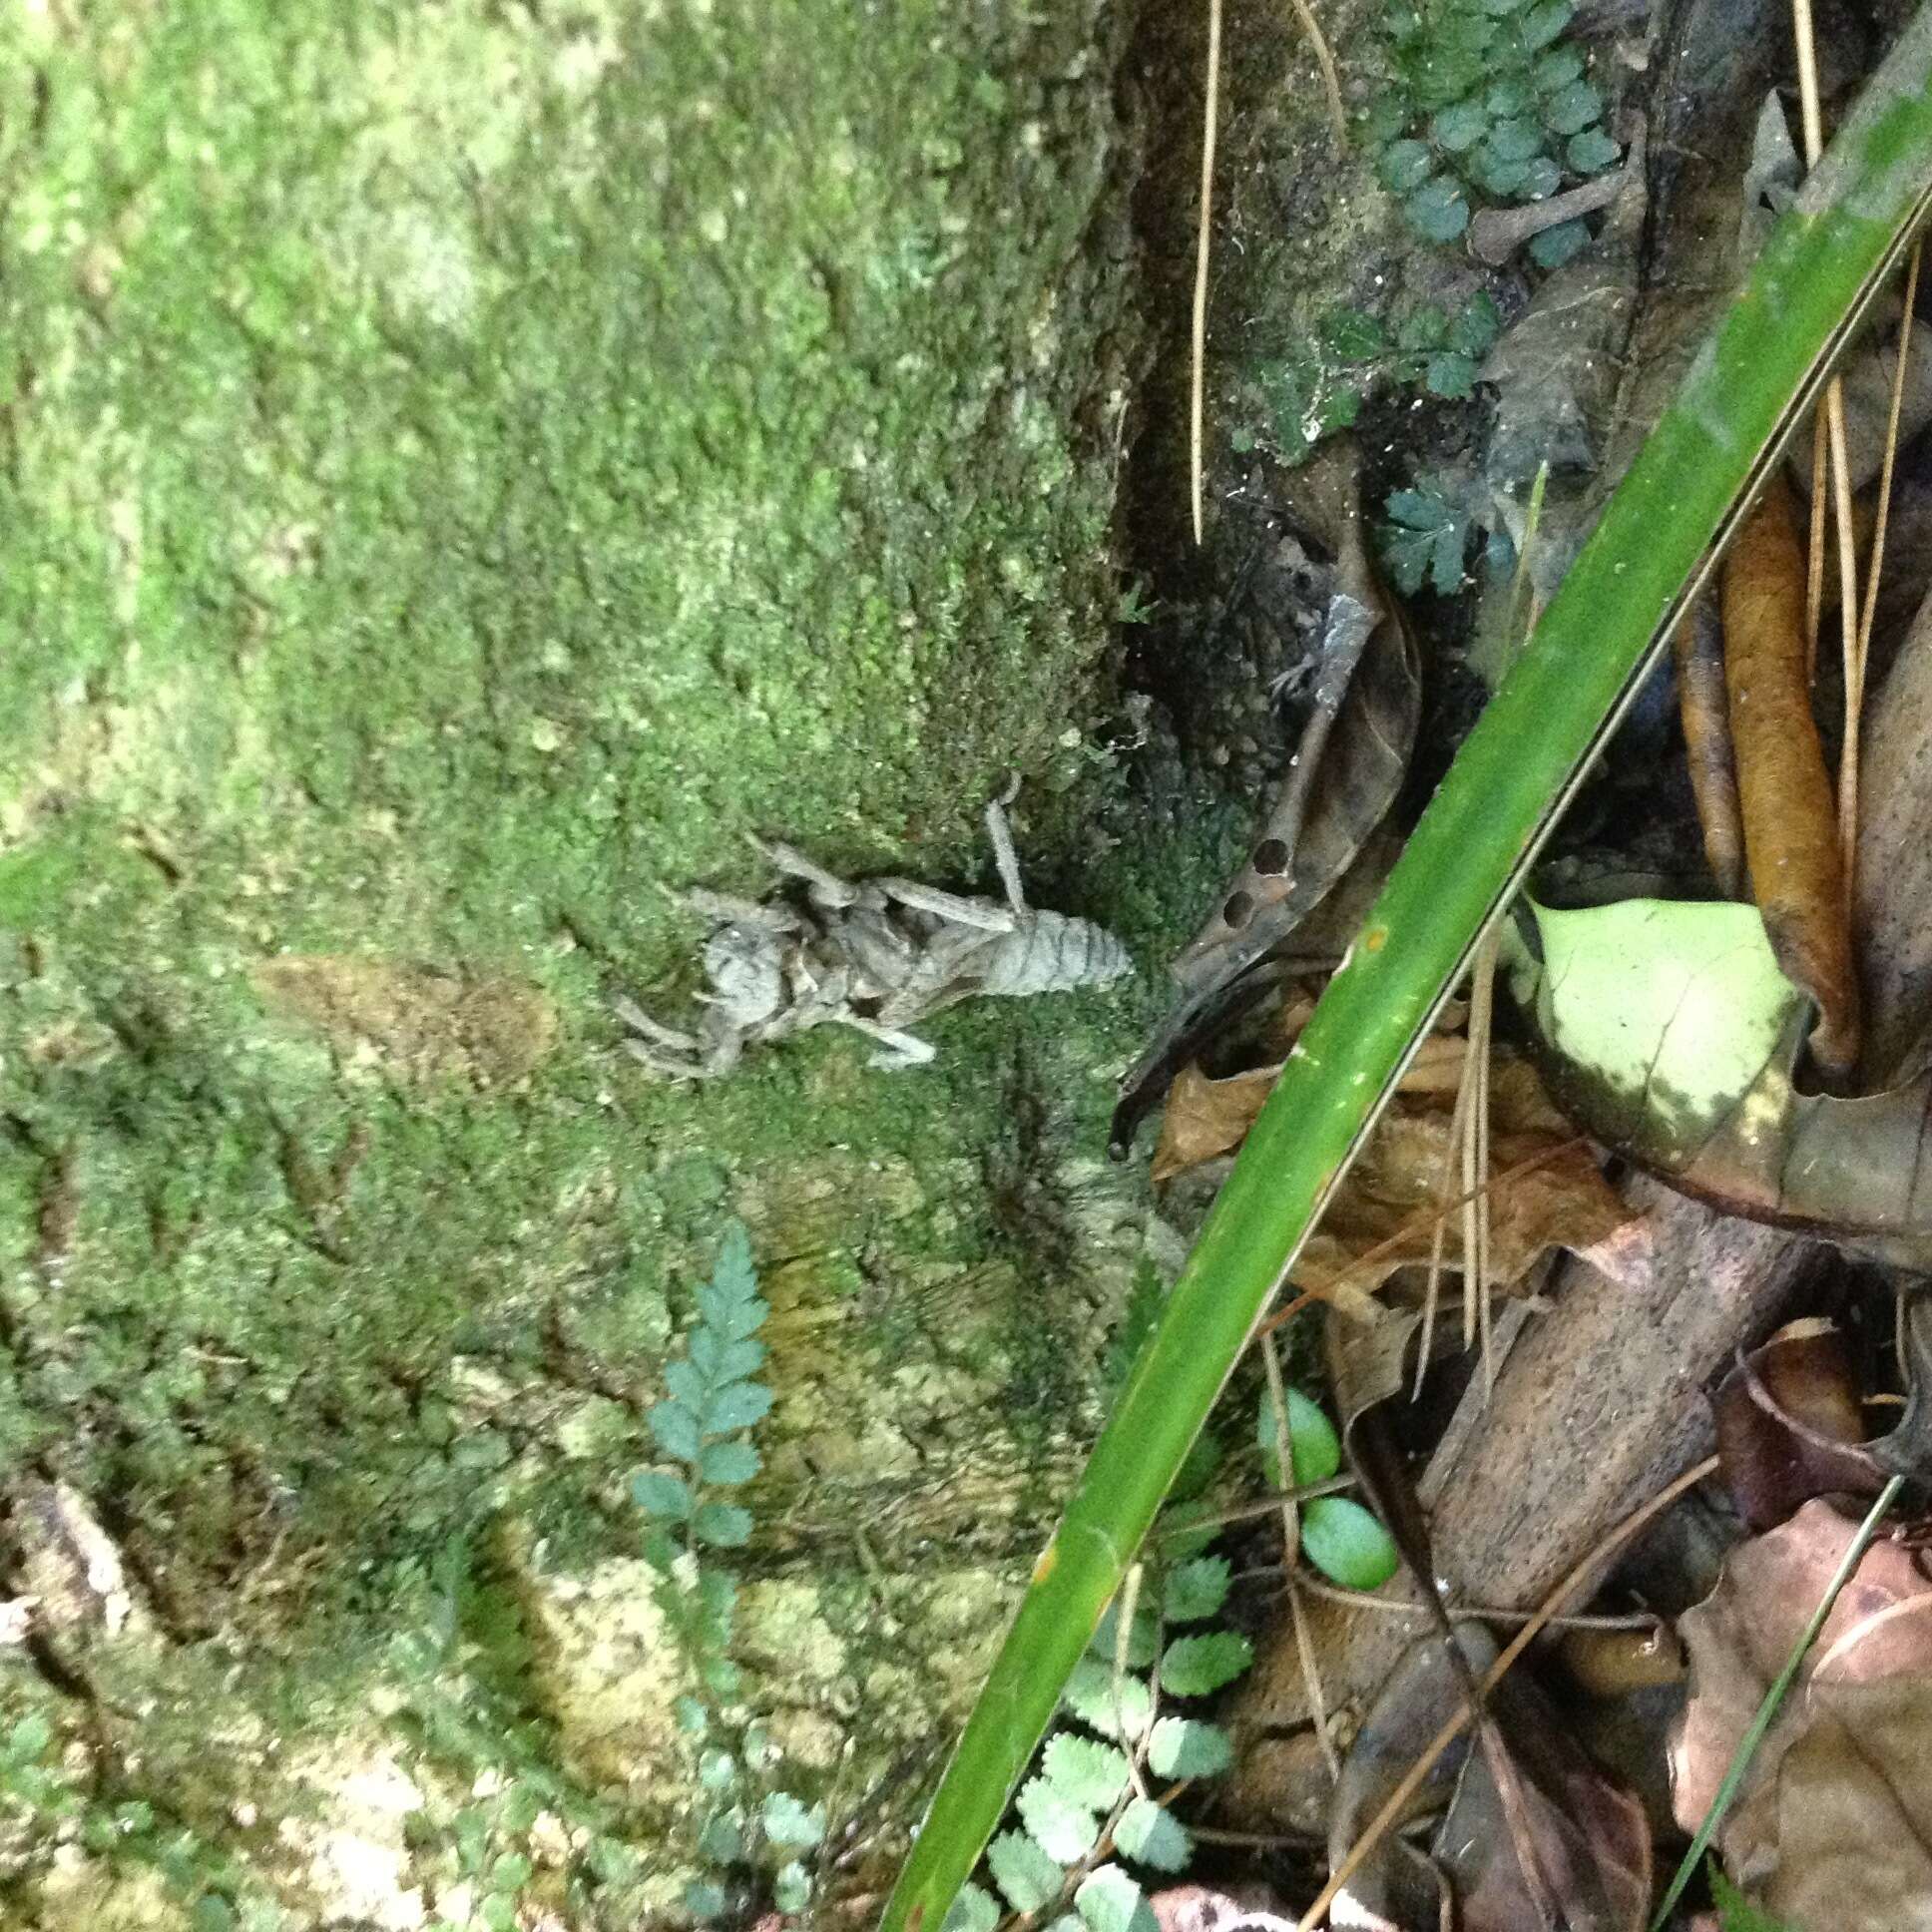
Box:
[0,2,1217,1923]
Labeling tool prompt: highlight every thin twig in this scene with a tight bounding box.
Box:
[1804,429,1828,674]
[1284,0,1348,149]
[1171,1473,1358,1538]
[1264,1336,1340,1780]
[1841,240,1923,907]
[1295,1455,1721,1932]
[1191,0,1222,548]
[1281,1570,1668,1635]
[1114,1562,1149,1801]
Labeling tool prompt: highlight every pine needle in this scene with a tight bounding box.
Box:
[1285,0,1348,148]
[1840,240,1923,907]
[1191,0,1222,548]
[1790,0,1864,767]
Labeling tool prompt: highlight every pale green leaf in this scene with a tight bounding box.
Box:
[1017,1772,1101,1862]
[1114,1797,1192,1874]
[1063,1659,1153,1741]
[940,1884,1001,1932]
[1302,1498,1401,1590]
[699,1438,761,1486]
[1075,1865,1158,1932]
[1087,1599,1160,1669]
[1405,176,1470,243]
[988,1829,1065,1914]
[1159,1632,1252,1697]
[1378,139,1434,194]
[1162,1556,1230,1624]
[704,1381,773,1433]
[631,1469,693,1519]
[1256,1386,1340,1488]
[1516,899,1801,1164]
[685,1879,728,1921]
[762,1790,826,1849]
[692,1501,754,1548]
[1148,1716,1234,1778]
[1530,218,1591,267]
[646,1397,702,1462]
[1041,1732,1131,1811]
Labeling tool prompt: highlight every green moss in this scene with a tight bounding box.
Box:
[0,10,1209,1890]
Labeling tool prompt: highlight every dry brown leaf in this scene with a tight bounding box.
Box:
[1721,470,1861,1082]
[1321,1624,1493,1932]
[1671,1496,1932,1886]
[1763,1676,1932,1931]
[1436,1670,1651,1932]
[1151,1062,1283,1184]
[1114,440,1421,1151]
[1711,1316,1882,1531]
[1855,583,1932,1087]
[1153,1049,1630,1299]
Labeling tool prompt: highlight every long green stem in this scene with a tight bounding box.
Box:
[881,19,1932,1929]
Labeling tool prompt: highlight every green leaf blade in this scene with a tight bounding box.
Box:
[1158,1632,1252,1697]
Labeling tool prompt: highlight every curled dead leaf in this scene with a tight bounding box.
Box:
[1436,1669,1651,1932]
[1672,1495,1932,1894]
[1674,589,1745,900]
[1712,1316,1882,1531]
[1721,470,1860,1083]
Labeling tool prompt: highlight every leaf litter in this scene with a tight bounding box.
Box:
[946,0,1932,1925]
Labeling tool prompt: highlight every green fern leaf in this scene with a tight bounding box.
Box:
[665,1358,710,1410]
[1162,1556,1230,1624]
[1074,1865,1157,1932]
[704,1382,773,1433]
[1114,1797,1192,1874]
[988,1828,1064,1913]
[940,1883,1001,1932]
[1148,1716,1233,1778]
[762,1791,826,1849]
[647,1398,702,1462]
[1158,1632,1252,1697]
[692,1502,754,1549]
[1087,1600,1160,1669]
[684,1879,727,1922]
[1016,1773,1100,1862]
[632,1470,694,1520]
[1041,1732,1131,1811]
[698,1439,760,1485]
[1063,1659,1153,1741]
